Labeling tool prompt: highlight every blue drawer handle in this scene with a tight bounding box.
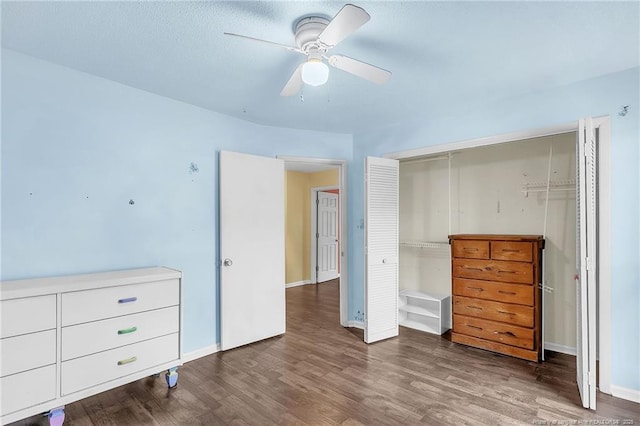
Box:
[118,297,138,304]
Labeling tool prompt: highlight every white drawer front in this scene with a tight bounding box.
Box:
[61,279,179,326]
[0,364,56,416]
[0,329,56,377]
[0,295,56,338]
[62,306,179,361]
[61,333,179,396]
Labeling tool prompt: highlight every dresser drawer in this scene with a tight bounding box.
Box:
[0,364,56,416]
[1,329,56,377]
[453,315,534,350]
[61,279,179,326]
[62,306,179,361]
[1,295,56,338]
[453,278,534,306]
[61,333,179,395]
[452,259,533,284]
[452,296,534,328]
[491,241,533,262]
[452,240,489,259]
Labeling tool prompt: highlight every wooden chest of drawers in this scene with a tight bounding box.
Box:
[0,267,182,426]
[449,235,544,362]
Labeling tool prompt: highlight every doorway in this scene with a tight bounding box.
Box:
[280,156,348,327]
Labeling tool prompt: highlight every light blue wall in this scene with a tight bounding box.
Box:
[348,66,640,392]
[1,49,353,353]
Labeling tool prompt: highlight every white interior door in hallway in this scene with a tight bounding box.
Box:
[316,191,339,283]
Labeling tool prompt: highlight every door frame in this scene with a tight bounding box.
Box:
[310,186,340,284]
[384,117,612,395]
[279,156,348,328]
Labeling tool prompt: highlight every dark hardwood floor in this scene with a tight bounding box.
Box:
[14,279,640,425]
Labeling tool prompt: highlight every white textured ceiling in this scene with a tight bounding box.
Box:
[2,1,638,134]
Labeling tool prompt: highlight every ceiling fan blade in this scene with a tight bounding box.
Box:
[224,32,302,54]
[318,4,370,47]
[280,65,303,96]
[328,55,391,84]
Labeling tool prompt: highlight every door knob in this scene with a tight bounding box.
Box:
[223,258,233,267]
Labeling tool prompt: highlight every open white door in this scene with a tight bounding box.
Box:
[220,151,285,351]
[364,156,399,343]
[317,191,339,283]
[576,118,597,409]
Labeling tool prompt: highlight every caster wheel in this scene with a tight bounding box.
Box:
[48,407,65,426]
[165,368,178,388]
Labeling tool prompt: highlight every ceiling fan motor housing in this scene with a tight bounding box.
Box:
[294,16,330,53]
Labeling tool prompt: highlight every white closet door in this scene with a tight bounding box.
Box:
[364,156,399,343]
[576,118,597,409]
[220,151,285,351]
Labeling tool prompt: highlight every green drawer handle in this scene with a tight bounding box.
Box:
[117,356,137,366]
[117,326,138,335]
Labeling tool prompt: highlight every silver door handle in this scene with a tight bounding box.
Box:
[223,258,233,267]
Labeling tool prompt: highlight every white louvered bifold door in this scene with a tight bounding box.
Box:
[576,118,598,409]
[364,156,399,343]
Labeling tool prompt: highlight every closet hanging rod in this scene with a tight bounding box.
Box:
[521,179,575,197]
[401,153,454,165]
[400,241,449,249]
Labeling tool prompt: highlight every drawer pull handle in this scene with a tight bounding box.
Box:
[498,290,516,295]
[466,267,483,272]
[118,297,138,304]
[497,310,515,316]
[468,287,484,292]
[498,270,516,274]
[501,249,520,253]
[117,356,137,366]
[117,326,138,335]
[467,325,483,330]
[468,305,483,311]
[494,331,516,337]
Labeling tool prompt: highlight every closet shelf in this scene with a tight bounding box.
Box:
[399,318,443,335]
[398,304,439,319]
[521,179,576,197]
[399,241,449,249]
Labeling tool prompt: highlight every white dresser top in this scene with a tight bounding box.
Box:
[1,267,181,300]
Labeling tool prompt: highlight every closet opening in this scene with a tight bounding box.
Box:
[386,117,611,408]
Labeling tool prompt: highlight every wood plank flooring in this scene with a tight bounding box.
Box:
[12,279,639,425]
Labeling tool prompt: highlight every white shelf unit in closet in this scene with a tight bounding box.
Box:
[398,290,451,335]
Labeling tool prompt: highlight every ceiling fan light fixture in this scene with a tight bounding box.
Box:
[301,59,329,86]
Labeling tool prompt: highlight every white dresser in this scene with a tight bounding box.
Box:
[0,267,182,426]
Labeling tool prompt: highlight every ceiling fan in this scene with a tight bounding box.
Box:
[224,4,391,96]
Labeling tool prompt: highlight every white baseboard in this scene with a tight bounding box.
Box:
[183,343,221,363]
[347,321,364,329]
[544,342,577,356]
[286,280,311,288]
[611,385,640,403]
